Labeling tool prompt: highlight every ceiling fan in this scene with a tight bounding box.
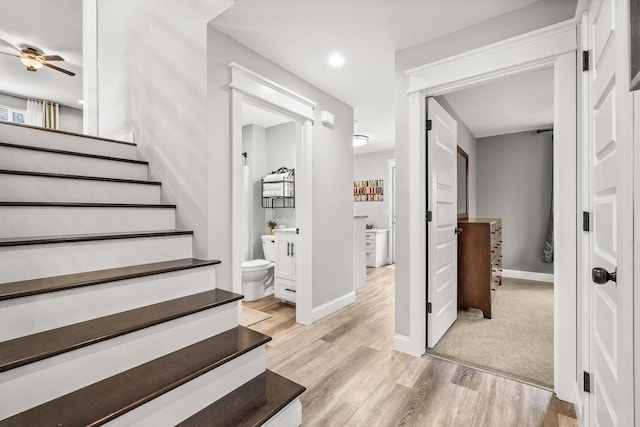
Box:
[0,39,75,76]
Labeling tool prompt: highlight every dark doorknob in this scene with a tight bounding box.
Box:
[454,227,463,235]
[592,267,617,284]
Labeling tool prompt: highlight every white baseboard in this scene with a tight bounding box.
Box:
[573,382,584,425]
[311,292,355,322]
[392,333,423,357]
[502,269,554,283]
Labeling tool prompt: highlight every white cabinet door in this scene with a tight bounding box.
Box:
[275,236,296,280]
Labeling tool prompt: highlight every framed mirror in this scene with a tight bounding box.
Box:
[457,146,469,220]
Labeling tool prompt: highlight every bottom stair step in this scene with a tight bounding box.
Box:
[0,326,271,426]
[177,370,306,427]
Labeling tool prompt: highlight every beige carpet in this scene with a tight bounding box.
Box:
[428,278,554,389]
[241,307,272,327]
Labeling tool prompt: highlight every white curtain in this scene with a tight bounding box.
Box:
[26,99,59,130]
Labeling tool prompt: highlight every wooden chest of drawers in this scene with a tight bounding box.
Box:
[457,218,502,319]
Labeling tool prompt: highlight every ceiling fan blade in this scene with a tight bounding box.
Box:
[43,62,76,76]
[0,51,19,58]
[0,38,21,53]
[41,55,64,61]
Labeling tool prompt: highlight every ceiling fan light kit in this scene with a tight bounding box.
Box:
[0,39,75,76]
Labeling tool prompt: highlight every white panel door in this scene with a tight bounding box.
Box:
[587,0,626,424]
[426,97,458,348]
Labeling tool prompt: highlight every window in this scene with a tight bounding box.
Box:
[0,105,26,124]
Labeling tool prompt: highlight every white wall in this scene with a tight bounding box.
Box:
[394,0,576,338]
[94,0,234,286]
[208,27,354,310]
[0,92,83,133]
[353,149,395,229]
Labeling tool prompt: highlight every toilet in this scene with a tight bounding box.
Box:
[241,235,276,301]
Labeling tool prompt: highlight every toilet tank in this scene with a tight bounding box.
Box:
[261,235,276,261]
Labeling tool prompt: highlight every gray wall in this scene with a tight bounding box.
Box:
[353,149,395,229]
[394,0,576,337]
[208,27,354,310]
[265,122,297,231]
[476,131,553,273]
[0,92,83,133]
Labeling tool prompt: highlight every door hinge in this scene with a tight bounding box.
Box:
[583,371,591,393]
[583,211,590,232]
[426,119,432,131]
[582,50,590,71]
[426,210,432,222]
[427,302,432,314]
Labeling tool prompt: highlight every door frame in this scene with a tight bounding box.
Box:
[229,62,315,325]
[400,19,577,401]
[387,158,396,264]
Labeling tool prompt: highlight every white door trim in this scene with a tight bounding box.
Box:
[387,158,396,264]
[400,20,578,402]
[229,64,315,325]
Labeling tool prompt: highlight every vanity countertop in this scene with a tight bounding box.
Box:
[274,228,297,234]
[354,215,368,219]
[365,228,388,233]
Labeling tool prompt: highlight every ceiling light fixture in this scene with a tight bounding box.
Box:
[353,134,369,147]
[328,53,345,67]
[20,56,43,71]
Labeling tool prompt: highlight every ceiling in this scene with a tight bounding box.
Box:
[444,67,555,138]
[212,0,542,153]
[0,0,83,109]
[242,102,292,128]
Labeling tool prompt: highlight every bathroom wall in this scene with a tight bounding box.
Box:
[242,121,297,260]
[264,122,297,233]
[353,149,395,229]
[242,124,267,260]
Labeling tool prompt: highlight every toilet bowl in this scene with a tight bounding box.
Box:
[241,235,276,301]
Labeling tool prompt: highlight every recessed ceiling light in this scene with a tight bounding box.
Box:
[328,53,345,67]
[78,100,84,105]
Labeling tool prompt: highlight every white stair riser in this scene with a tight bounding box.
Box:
[0,235,193,283]
[0,145,148,180]
[106,347,266,427]
[0,206,176,238]
[264,400,303,427]
[0,174,161,204]
[0,303,240,420]
[0,124,138,159]
[0,266,216,341]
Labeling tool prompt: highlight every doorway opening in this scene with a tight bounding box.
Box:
[424,67,556,389]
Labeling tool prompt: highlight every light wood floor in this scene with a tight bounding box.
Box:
[244,267,578,427]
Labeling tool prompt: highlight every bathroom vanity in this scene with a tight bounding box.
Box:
[274,229,297,303]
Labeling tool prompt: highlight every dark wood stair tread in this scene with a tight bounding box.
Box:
[0,288,243,372]
[0,141,148,164]
[0,327,269,427]
[0,258,221,301]
[177,370,306,427]
[0,169,161,185]
[0,229,193,247]
[0,201,176,208]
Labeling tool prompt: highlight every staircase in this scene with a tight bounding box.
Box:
[0,123,304,426]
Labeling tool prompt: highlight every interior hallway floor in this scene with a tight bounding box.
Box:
[244,267,577,426]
